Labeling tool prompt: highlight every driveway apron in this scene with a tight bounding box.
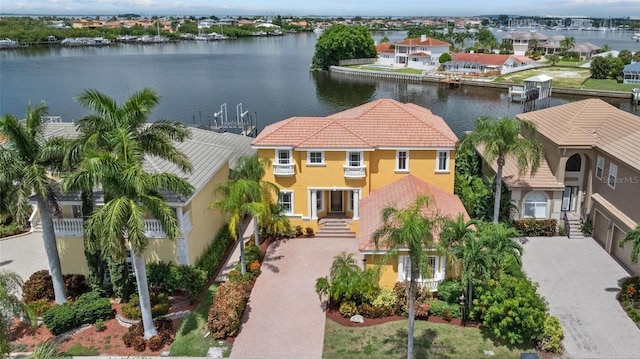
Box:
[0,232,48,287]
[522,236,640,359]
[229,237,358,359]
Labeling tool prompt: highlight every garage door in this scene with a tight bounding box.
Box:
[613,226,640,275]
[593,211,609,248]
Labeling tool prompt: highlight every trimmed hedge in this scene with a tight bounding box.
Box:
[513,219,557,237]
[146,262,207,300]
[207,281,249,339]
[195,224,235,277]
[43,290,114,335]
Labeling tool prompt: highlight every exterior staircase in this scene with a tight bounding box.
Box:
[315,217,356,239]
[564,212,585,239]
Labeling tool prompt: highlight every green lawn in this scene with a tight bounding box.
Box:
[323,319,534,359]
[495,67,591,88]
[170,282,231,357]
[354,65,423,74]
[582,78,640,91]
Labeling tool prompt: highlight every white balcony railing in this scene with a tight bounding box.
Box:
[417,277,445,292]
[52,218,167,238]
[343,165,366,179]
[273,163,295,177]
[53,218,84,237]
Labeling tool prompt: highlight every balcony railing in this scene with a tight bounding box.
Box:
[417,277,445,292]
[343,165,366,179]
[273,163,295,177]
[52,218,168,238]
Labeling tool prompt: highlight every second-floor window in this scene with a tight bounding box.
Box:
[596,156,604,179]
[396,150,409,171]
[436,151,449,172]
[276,149,291,165]
[308,151,324,165]
[608,163,618,189]
[347,151,363,167]
[279,191,293,214]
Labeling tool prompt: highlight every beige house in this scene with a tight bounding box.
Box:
[392,35,451,70]
[482,99,640,274]
[35,123,255,275]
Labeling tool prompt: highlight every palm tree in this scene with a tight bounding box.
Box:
[439,214,490,312]
[0,103,68,304]
[229,156,279,246]
[372,195,436,359]
[560,36,575,54]
[0,269,27,357]
[460,117,544,223]
[477,222,523,277]
[619,224,640,264]
[64,88,193,292]
[83,151,193,339]
[210,178,266,275]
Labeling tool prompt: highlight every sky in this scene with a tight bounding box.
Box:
[1,0,639,18]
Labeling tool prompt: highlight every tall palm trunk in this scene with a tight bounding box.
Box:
[468,281,473,312]
[237,224,246,275]
[130,250,157,339]
[407,264,417,359]
[493,156,505,223]
[253,217,260,247]
[36,196,67,304]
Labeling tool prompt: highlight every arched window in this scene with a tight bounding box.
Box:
[524,191,547,219]
[565,153,582,172]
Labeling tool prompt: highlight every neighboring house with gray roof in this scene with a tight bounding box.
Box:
[480,99,640,274]
[623,62,640,84]
[37,122,255,275]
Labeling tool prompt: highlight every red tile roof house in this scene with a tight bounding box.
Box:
[441,53,533,76]
[251,98,470,290]
[376,42,395,67]
[392,35,451,71]
[479,99,640,274]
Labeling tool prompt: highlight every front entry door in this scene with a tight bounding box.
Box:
[561,186,572,212]
[330,191,343,212]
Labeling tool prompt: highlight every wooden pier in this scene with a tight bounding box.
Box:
[439,77,462,88]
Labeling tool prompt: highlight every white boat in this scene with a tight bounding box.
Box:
[633,33,640,41]
[0,38,19,48]
[313,27,324,35]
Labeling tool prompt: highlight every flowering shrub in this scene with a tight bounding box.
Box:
[339,301,358,318]
[248,260,261,276]
[207,281,249,339]
[513,219,557,237]
[620,276,640,302]
[536,315,564,354]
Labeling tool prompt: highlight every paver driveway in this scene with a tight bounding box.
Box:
[230,237,359,359]
[522,236,640,359]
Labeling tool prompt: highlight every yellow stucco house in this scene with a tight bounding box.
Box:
[251,99,469,290]
[36,123,255,275]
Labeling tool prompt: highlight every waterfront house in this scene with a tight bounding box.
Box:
[36,123,255,275]
[502,32,548,56]
[392,35,451,70]
[251,99,468,290]
[622,63,640,84]
[570,43,601,60]
[479,99,640,274]
[441,53,533,75]
[376,42,395,66]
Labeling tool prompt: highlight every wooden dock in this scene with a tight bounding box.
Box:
[439,77,462,88]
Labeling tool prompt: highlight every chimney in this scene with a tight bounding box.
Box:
[420,34,427,42]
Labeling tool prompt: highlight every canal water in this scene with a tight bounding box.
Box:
[1,31,638,137]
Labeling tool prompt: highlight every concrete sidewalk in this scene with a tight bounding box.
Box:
[522,236,640,359]
[229,237,358,359]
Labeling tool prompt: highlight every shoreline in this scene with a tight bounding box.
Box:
[330,66,636,100]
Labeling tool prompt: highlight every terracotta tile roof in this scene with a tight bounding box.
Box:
[408,51,430,57]
[477,143,565,190]
[376,42,393,53]
[394,37,451,47]
[451,53,531,66]
[517,99,640,172]
[357,174,469,252]
[252,99,458,149]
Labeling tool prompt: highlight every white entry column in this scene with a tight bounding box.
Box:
[352,189,360,220]
[311,189,318,220]
[175,207,189,265]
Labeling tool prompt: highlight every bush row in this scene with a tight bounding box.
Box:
[0,223,22,238]
[513,219,557,237]
[206,280,249,339]
[23,270,90,303]
[43,291,114,335]
[194,224,235,277]
[146,262,207,300]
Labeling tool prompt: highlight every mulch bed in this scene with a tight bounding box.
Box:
[326,308,481,328]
